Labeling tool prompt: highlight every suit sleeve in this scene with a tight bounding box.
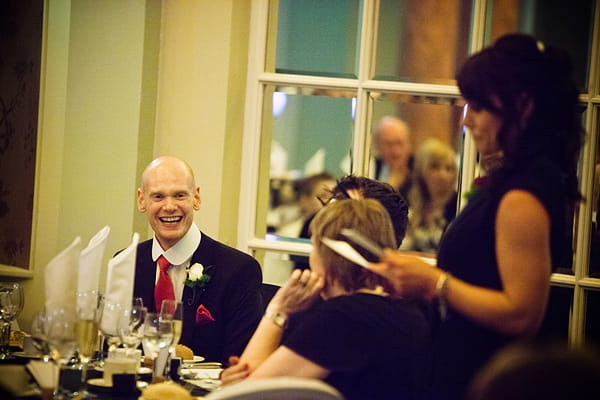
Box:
[221,255,263,359]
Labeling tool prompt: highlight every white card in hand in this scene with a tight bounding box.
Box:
[321,237,368,267]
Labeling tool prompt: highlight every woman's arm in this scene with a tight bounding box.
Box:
[446,190,551,336]
[237,269,324,371]
[248,346,328,380]
[370,190,551,337]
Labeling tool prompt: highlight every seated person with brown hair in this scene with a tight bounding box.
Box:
[221,199,430,400]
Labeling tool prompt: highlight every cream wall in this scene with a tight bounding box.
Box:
[155,1,250,245]
[9,0,251,332]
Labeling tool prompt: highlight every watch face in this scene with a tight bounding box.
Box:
[266,311,287,328]
[274,314,286,326]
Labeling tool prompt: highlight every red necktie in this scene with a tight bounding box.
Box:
[155,255,175,312]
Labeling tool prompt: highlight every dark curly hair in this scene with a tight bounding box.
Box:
[329,175,409,247]
[457,33,583,203]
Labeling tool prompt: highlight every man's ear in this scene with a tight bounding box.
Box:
[193,186,201,211]
[137,188,146,212]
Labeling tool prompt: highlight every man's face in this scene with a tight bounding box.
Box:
[137,160,201,250]
[376,121,411,170]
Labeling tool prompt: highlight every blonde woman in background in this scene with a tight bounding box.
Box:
[401,138,458,254]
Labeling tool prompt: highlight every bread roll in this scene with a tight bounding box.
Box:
[141,382,193,400]
[175,344,194,360]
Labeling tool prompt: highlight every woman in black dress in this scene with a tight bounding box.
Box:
[368,33,583,400]
[221,199,430,400]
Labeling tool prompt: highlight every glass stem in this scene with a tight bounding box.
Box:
[0,321,12,358]
[80,359,90,397]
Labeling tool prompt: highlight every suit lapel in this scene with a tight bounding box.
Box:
[181,233,217,344]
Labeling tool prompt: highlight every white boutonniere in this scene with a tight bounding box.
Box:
[185,263,212,288]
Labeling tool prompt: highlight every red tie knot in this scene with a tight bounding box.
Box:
[158,255,171,273]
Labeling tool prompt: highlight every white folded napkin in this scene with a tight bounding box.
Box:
[78,225,111,294]
[44,237,82,316]
[101,232,139,335]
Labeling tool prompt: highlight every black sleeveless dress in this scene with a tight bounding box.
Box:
[421,158,571,400]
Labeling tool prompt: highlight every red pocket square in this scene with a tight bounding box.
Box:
[195,304,215,325]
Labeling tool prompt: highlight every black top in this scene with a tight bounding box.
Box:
[375,156,414,200]
[283,293,430,400]
[423,158,571,400]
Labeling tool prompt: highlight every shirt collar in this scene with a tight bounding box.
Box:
[152,222,201,265]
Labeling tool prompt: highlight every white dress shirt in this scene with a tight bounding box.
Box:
[151,223,202,302]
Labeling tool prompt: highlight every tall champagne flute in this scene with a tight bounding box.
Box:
[75,291,101,398]
[141,313,173,379]
[0,282,24,359]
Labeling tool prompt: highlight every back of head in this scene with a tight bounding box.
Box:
[467,343,600,400]
[310,198,396,292]
[457,33,582,202]
[331,175,408,247]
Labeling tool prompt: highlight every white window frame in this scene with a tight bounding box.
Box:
[238,0,600,346]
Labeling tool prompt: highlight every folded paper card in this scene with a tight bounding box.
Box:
[26,360,59,394]
[44,237,82,316]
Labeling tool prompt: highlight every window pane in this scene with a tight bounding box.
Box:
[373,0,472,84]
[537,285,572,344]
[489,0,594,92]
[370,93,465,252]
[256,249,305,286]
[585,289,600,346]
[273,0,362,78]
[260,86,355,240]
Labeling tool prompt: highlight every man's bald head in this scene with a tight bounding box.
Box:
[137,156,201,250]
[373,116,412,171]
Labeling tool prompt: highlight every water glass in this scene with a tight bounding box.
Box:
[0,282,24,359]
[141,312,173,379]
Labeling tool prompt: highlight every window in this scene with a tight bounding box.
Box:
[239,0,600,346]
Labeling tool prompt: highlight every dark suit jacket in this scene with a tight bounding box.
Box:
[133,233,263,363]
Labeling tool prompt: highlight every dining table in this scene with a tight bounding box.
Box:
[0,344,221,400]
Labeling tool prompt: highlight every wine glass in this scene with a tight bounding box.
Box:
[117,302,147,356]
[0,282,24,359]
[75,290,102,398]
[133,297,144,309]
[30,309,52,361]
[141,312,173,379]
[160,300,183,379]
[160,300,182,347]
[46,307,78,400]
[97,300,123,367]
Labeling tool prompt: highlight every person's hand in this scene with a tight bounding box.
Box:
[220,356,249,386]
[367,249,442,300]
[267,269,324,315]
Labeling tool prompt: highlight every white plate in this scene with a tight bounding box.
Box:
[93,366,152,375]
[12,351,43,359]
[87,378,148,389]
[183,355,205,363]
